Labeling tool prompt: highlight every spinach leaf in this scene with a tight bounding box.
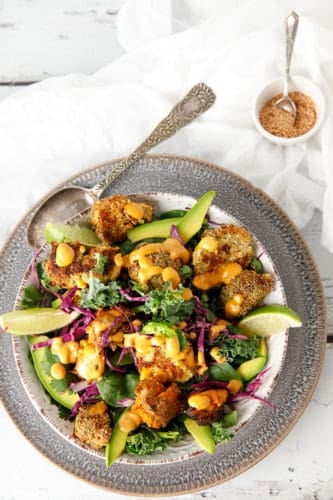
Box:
[97,370,139,407]
[20,285,42,309]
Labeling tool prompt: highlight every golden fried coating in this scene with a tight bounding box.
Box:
[90,195,154,244]
[127,238,190,290]
[131,379,182,429]
[220,269,273,317]
[123,332,196,383]
[43,242,122,289]
[73,401,112,449]
[86,306,132,349]
[187,388,228,425]
[128,250,184,290]
[192,224,254,275]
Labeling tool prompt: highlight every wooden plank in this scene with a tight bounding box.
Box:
[0,0,124,82]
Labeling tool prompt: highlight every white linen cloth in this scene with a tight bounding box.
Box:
[1,0,333,251]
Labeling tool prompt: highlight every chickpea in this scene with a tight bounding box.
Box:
[55,242,75,267]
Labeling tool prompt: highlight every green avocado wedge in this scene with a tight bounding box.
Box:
[126,217,181,243]
[236,356,267,382]
[126,190,216,244]
[105,409,129,466]
[29,335,79,410]
[44,222,101,246]
[184,417,216,455]
[176,190,216,244]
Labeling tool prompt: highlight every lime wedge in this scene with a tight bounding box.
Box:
[44,222,101,246]
[0,308,80,335]
[239,304,302,337]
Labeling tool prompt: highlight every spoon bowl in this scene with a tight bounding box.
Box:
[27,187,97,248]
[26,82,216,248]
[274,94,297,122]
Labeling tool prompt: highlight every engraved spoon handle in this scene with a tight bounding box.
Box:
[283,11,299,96]
[90,82,216,198]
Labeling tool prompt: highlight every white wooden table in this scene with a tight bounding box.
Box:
[0,2,332,499]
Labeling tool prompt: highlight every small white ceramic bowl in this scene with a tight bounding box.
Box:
[252,75,326,146]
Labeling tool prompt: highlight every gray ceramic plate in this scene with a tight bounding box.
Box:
[0,154,327,496]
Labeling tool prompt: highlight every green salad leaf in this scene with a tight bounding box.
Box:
[97,370,139,407]
[80,277,124,310]
[215,331,260,366]
[143,283,195,324]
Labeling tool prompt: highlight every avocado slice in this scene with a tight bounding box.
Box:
[105,409,129,466]
[29,335,79,410]
[257,337,268,358]
[184,417,216,455]
[236,356,267,382]
[126,217,181,243]
[176,190,216,244]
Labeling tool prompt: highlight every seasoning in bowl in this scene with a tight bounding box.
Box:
[259,91,316,138]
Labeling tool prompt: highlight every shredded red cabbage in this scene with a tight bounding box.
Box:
[170,225,184,244]
[230,367,276,409]
[69,382,100,419]
[70,380,90,393]
[222,331,249,341]
[190,377,228,394]
[106,354,127,373]
[59,287,95,318]
[30,249,42,290]
[119,288,148,302]
[30,337,53,351]
[129,347,139,369]
[60,315,93,343]
[117,397,134,407]
[30,315,92,351]
[99,314,125,348]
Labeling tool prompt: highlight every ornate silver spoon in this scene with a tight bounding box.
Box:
[274,11,299,121]
[27,82,215,248]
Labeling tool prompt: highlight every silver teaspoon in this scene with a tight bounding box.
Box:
[274,11,299,121]
[27,82,216,248]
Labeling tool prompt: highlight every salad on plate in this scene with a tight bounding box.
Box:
[0,190,302,466]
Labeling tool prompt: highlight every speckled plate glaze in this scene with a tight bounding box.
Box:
[0,155,326,496]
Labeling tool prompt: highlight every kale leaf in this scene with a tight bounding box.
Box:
[125,420,185,455]
[215,333,259,366]
[79,277,124,310]
[143,284,195,324]
[211,420,233,444]
[126,427,167,455]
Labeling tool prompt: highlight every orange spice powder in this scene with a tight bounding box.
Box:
[259,91,317,138]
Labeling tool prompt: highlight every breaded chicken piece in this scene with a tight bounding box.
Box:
[187,388,228,425]
[127,239,190,290]
[124,332,196,383]
[90,195,154,244]
[128,249,184,290]
[73,401,112,449]
[86,306,132,349]
[192,224,254,275]
[44,242,122,289]
[131,379,182,429]
[220,269,273,318]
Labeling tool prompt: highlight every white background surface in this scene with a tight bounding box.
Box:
[0,1,332,499]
